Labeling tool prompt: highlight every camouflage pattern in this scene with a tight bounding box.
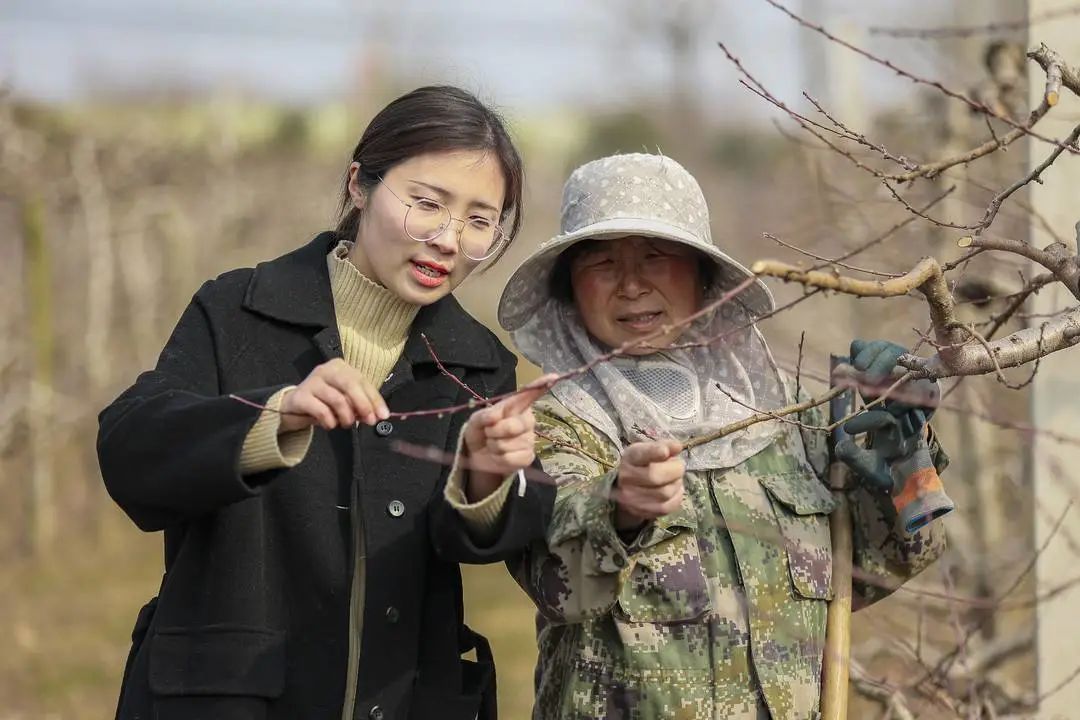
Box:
[511,391,948,720]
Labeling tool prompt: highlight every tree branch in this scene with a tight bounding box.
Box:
[753,257,1080,379]
[869,5,1080,39]
[1028,43,1080,103]
[752,257,963,349]
[761,0,1079,154]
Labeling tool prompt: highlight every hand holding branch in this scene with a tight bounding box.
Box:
[461,375,555,502]
[612,439,686,531]
[279,358,389,432]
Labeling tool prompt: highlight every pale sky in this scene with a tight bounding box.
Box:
[0,0,980,119]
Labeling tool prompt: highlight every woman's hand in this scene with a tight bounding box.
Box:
[278,358,389,433]
[462,376,554,502]
[612,439,685,531]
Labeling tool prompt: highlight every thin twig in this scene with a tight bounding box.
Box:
[807,186,956,272]
[795,331,806,402]
[963,122,1080,238]
[869,5,1080,38]
[764,232,901,277]
[885,100,1052,182]
[761,0,1079,154]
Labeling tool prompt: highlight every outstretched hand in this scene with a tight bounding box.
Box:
[462,375,556,502]
[612,439,686,531]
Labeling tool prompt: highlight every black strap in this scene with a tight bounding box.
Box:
[458,624,497,720]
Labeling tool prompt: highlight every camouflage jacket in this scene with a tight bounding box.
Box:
[510,393,948,720]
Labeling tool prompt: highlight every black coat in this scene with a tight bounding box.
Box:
[98,233,554,720]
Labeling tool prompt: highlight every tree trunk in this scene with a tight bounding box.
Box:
[23,196,55,556]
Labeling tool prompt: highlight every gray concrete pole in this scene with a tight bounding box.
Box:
[1027,2,1080,716]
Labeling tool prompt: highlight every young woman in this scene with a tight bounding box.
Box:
[98,86,554,720]
[499,153,951,719]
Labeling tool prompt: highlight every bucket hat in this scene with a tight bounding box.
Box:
[498,153,774,332]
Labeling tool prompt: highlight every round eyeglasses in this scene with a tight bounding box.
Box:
[379,179,507,261]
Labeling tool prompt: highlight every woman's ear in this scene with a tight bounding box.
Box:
[347,162,367,211]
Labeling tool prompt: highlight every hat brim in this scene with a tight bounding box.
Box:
[497,217,775,332]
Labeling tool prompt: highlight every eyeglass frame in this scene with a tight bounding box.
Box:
[377,177,508,261]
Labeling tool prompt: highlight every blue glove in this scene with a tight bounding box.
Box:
[835,340,952,532]
[849,339,938,432]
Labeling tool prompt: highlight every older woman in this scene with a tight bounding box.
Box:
[499,154,950,720]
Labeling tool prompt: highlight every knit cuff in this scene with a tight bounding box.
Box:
[443,430,516,544]
[239,387,313,475]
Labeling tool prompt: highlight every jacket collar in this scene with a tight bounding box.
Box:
[243,232,500,370]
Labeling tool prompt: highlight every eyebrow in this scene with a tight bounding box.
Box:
[407,179,500,215]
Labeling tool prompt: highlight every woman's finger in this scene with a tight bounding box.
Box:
[488,435,536,456]
[484,414,534,440]
[331,376,376,425]
[323,364,387,422]
[288,390,338,430]
[645,457,685,487]
[623,441,675,468]
[497,374,556,417]
[357,377,390,420]
[309,379,355,427]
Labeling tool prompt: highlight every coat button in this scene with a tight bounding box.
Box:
[369,706,384,720]
[375,420,393,437]
[387,500,405,518]
[386,605,400,624]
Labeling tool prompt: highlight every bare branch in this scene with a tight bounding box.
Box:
[684,386,845,449]
[1028,43,1080,103]
[803,91,917,170]
[882,181,980,229]
[869,5,1080,39]
[851,660,916,720]
[763,232,901,277]
[761,0,1079,154]
[753,258,1080,380]
[962,122,1080,239]
[885,100,1052,182]
[807,187,956,271]
[958,232,1080,300]
[902,311,1080,379]
[983,273,1056,339]
[753,257,962,348]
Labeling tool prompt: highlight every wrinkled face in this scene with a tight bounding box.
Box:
[569,236,704,355]
[347,149,506,305]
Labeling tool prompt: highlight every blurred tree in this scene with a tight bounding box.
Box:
[570,110,664,173]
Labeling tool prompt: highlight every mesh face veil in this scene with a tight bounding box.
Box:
[611,358,700,421]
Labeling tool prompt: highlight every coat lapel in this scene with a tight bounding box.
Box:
[241,230,501,386]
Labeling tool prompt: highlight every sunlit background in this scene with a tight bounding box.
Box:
[3,1,1078,717]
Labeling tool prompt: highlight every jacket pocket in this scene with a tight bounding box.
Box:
[760,471,835,600]
[148,625,285,720]
[614,528,711,623]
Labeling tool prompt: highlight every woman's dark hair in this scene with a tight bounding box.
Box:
[548,239,716,301]
[335,85,525,264]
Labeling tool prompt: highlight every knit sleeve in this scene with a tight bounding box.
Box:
[238,387,313,475]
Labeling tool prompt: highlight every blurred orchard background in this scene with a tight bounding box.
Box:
[3,1,1080,718]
